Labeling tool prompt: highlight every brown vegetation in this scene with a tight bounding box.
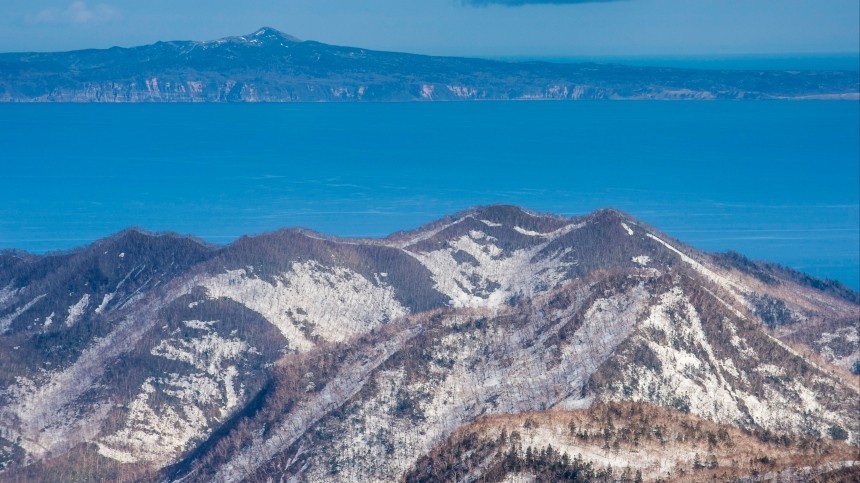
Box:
[409,401,859,482]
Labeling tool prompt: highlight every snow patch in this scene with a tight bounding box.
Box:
[514,226,546,237]
[97,378,210,463]
[621,222,634,236]
[184,319,217,330]
[412,232,573,308]
[64,294,90,327]
[152,333,253,376]
[199,261,407,351]
[815,327,860,369]
[602,287,854,438]
[0,283,18,310]
[0,282,194,459]
[410,222,584,309]
[94,293,115,314]
[469,229,490,241]
[98,320,258,464]
[632,255,650,267]
[500,474,536,483]
[605,288,747,425]
[756,364,786,378]
[724,320,757,359]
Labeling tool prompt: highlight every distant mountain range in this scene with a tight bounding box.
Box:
[0,205,857,481]
[1,27,858,102]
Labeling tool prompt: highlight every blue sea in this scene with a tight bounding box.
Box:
[1,102,858,289]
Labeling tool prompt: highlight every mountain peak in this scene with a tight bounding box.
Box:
[467,204,572,230]
[248,27,301,43]
[203,27,301,48]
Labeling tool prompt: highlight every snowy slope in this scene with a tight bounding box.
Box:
[0,206,856,482]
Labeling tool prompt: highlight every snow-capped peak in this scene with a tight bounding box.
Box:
[249,27,301,43]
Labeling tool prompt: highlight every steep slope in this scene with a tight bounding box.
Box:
[173,269,856,482]
[1,28,858,102]
[0,230,220,465]
[0,205,856,482]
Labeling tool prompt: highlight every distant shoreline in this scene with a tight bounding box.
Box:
[1,28,857,103]
[487,53,860,72]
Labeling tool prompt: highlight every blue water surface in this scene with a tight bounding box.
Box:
[1,102,858,288]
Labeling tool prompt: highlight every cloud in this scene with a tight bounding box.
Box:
[462,0,626,5]
[33,1,119,24]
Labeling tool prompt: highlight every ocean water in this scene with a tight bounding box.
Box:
[1,102,858,289]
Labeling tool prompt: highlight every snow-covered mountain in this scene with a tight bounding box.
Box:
[0,206,856,481]
[1,28,858,102]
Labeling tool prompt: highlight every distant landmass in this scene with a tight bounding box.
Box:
[1,27,858,102]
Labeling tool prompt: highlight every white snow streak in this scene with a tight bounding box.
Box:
[621,222,634,236]
[0,294,46,333]
[514,226,545,237]
[64,294,90,327]
[646,234,749,309]
[94,292,115,314]
[392,216,470,249]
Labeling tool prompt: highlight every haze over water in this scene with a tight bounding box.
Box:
[1,101,857,289]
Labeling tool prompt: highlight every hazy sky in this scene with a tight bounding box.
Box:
[0,0,857,56]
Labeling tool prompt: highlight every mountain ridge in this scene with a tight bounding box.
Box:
[0,205,857,481]
[5,205,856,300]
[1,28,858,102]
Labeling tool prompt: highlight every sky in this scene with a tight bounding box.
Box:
[0,0,857,57]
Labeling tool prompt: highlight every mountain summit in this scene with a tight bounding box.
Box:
[0,31,857,102]
[0,206,857,481]
[248,27,301,43]
[217,27,302,46]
